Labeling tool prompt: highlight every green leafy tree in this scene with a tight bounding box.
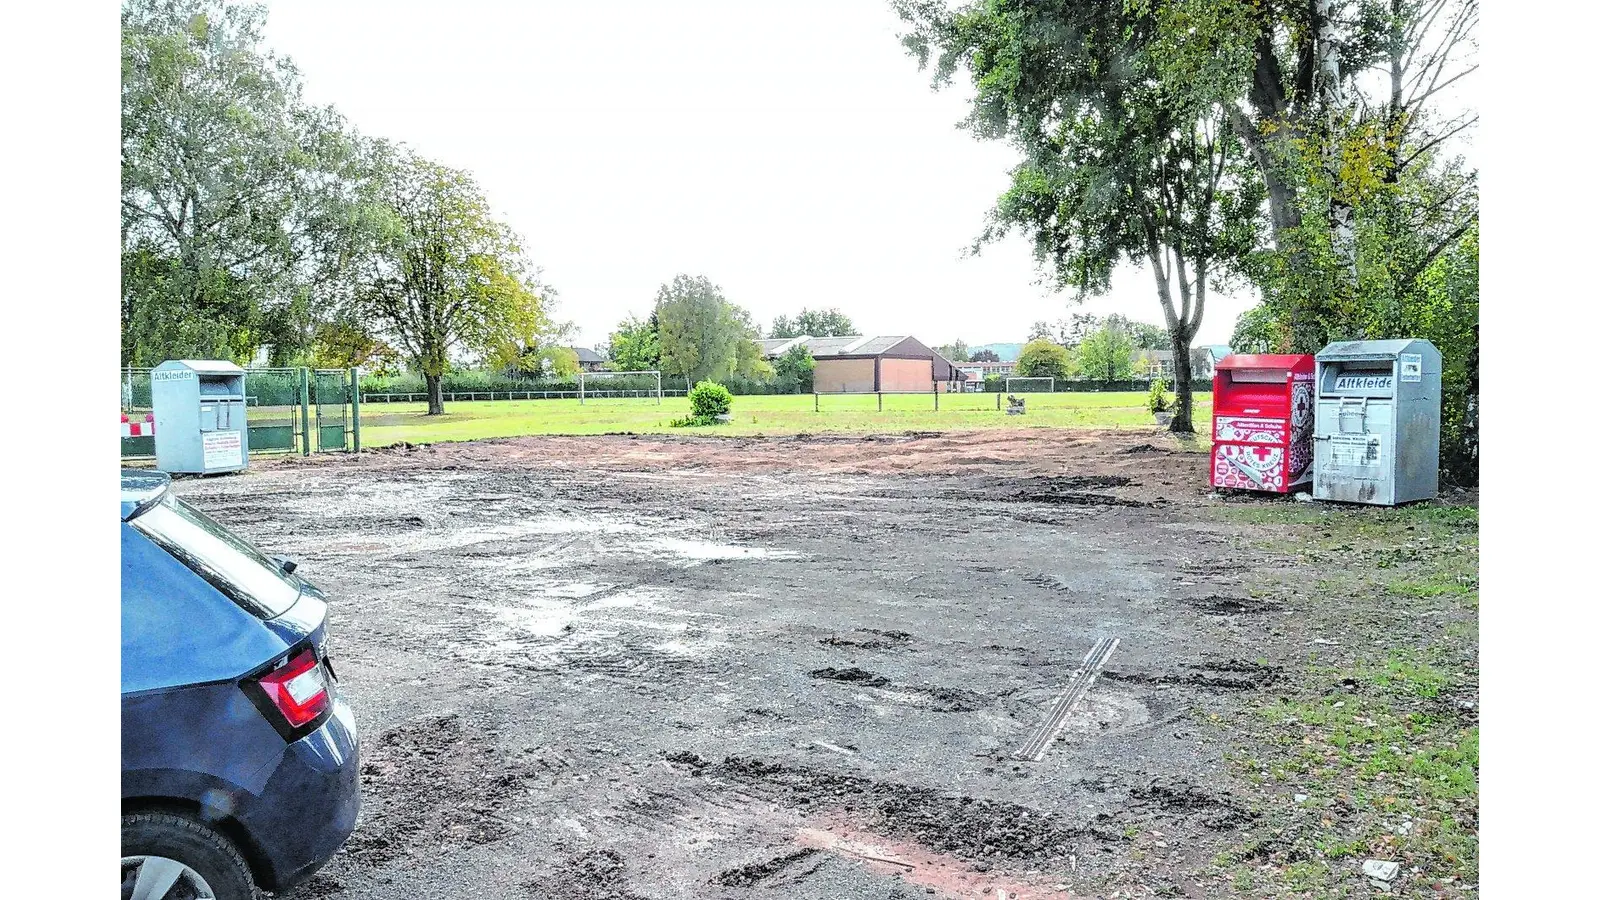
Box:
[1015,339,1072,382]
[605,314,661,372]
[772,344,816,392]
[770,307,856,338]
[308,318,401,373]
[490,317,586,379]
[121,0,365,364]
[1230,304,1284,353]
[969,349,1000,363]
[1128,0,1478,351]
[1404,224,1477,484]
[730,306,773,380]
[1078,324,1136,382]
[935,339,971,362]
[535,346,581,378]
[654,275,744,384]
[347,149,551,414]
[769,315,799,339]
[899,1,1263,432]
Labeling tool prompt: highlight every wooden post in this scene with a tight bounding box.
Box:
[877,392,883,412]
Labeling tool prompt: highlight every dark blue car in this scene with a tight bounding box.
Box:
[122,470,360,900]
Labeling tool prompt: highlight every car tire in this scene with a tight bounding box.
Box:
[122,812,258,900]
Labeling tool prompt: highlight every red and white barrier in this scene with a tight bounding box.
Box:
[122,413,155,438]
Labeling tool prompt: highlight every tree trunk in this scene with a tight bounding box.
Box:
[1314,0,1357,283]
[425,373,444,415]
[1168,328,1195,434]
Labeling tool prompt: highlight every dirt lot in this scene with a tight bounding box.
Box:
[173,429,1479,899]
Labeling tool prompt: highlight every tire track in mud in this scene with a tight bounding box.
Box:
[663,753,1126,867]
[711,847,824,887]
[1129,778,1259,830]
[1100,659,1282,691]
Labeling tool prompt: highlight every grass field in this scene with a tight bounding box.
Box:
[356,391,1213,447]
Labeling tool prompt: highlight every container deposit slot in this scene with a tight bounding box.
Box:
[198,376,245,432]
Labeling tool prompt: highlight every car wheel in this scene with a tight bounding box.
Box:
[121,812,257,900]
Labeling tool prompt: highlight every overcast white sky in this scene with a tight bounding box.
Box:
[261,0,1312,350]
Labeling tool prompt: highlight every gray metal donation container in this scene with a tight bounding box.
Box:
[152,360,250,474]
[1312,339,1441,505]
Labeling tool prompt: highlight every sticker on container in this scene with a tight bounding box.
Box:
[1327,433,1381,468]
[202,430,243,469]
[1215,416,1286,444]
[1400,352,1422,383]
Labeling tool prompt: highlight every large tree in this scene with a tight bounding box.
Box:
[1133,0,1478,349]
[1078,323,1136,382]
[348,148,551,414]
[899,1,1262,432]
[654,275,746,384]
[604,313,661,372]
[121,0,364,365]
[770,307,857,338]
[1144,0,1479,477]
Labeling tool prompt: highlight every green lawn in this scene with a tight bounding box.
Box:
[355,391,1214,446]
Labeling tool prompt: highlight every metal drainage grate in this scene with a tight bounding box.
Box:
[1012,636,1120,762]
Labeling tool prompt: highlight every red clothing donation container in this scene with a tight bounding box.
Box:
[1210,354,1316,493]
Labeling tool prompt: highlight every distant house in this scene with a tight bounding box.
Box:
[1196,345,1232,374]
[761,335,965,392]
[956,360,1017,384]
[1135,346,1230,381]
[1135,349,1176,380]
[571,347,607,372]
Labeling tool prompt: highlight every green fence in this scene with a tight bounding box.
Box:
[121,367,361,460]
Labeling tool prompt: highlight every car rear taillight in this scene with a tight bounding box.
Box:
[250,648,330,731]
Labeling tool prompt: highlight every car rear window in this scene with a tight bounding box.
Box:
[129,496,301,618]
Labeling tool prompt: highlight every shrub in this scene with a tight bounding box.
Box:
[688,380,733,419]
[1015,338,1073,381]
[1147,378,1170,413]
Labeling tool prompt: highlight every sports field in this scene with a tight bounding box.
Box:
[357,391,1213,447]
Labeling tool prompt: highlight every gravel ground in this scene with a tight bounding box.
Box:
[170,429,1478,899]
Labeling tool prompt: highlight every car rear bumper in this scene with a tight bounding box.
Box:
[239,696,361,892]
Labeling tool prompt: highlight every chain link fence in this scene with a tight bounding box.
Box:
[121,366,361,460]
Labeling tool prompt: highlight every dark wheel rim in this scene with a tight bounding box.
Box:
[120,855,216,900]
